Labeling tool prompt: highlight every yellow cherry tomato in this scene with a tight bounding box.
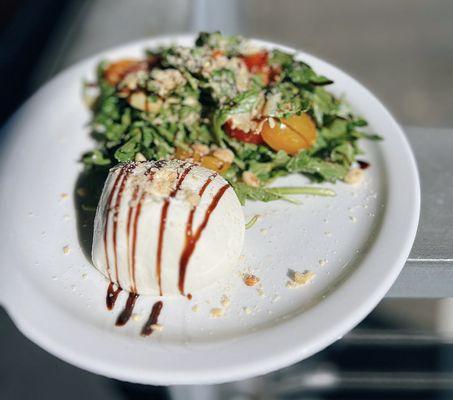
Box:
[104,59,141,86]
[200,155,230,174]
[261,113,317,155]
[174,147,192,161]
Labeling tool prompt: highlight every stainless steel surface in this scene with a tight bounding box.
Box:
[389,127,453,298]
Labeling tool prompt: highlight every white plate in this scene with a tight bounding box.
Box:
[0,35,419,385]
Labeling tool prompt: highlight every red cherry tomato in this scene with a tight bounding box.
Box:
[224,120,264,145]
[240,51,269,72]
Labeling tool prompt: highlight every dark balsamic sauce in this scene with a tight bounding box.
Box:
[156,164,194,295]
[103,168,126,280]
[178,183,230,295]
[358,160,370,170]
[115,292,139,326]
[112,165,135,282]
[106,282,122,310]
[141,301,164,336]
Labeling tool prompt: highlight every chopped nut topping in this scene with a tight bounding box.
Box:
[135,152,147,162]
[286,270,316,289]
[243,307,252,315]
[220,295,231,308]
[184,189,201,208]
[212,148,234,164]
[242,171,260,187]
[132,313,142,321]
[151,323,163,331]
[149,168,178,197]
[129,91,147,110]
[192,143,210,156]
[243,273,260,287]
[344,168,364,185]
[210,307,224,318]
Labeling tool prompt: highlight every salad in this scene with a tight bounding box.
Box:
[83,32,380,203]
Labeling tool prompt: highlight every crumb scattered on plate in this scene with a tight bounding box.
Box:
[286,270,316,289]
[132,313,142,321]
[63,245,71,255]
[243,307,253,315]
[344,168,364,185]
[151,323,163,331]
[242,273,260,287]
[220,295,231,308]
[210,308,224,318]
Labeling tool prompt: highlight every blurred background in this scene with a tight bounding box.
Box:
[1,0,452,399]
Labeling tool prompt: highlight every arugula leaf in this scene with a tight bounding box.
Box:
[83,150,111,166]
[286,62,333,86]
[83,32,379,204]
[231,182,336,205]
[269,49,294,67]
[286,152,348,182]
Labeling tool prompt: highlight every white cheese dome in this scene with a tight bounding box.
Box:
[92,160,245,296]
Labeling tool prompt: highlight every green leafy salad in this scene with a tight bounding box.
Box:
[83,32,380,204]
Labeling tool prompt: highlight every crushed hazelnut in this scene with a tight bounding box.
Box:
[243,307,252,315]
[135,152,147,162]
[286,270,316,289]
[212,148,234,163]
[220,295,231,308]
[242,171,260,187]
[243,273,260,287]
[192,143,210,156]
[210,308,224,318]
[150,168,178,196]
[184,189,201,208]
[129,91,147,110]
[151,323,163,332]
[132,313,142,321]
[344,168,364,185]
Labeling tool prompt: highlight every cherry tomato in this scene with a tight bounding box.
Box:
[224,120,264,145]
[174,147,231,174]
[104,59,142,86]
[261,114,317,155]
[240,51,269,72]
[200,155,230,174]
